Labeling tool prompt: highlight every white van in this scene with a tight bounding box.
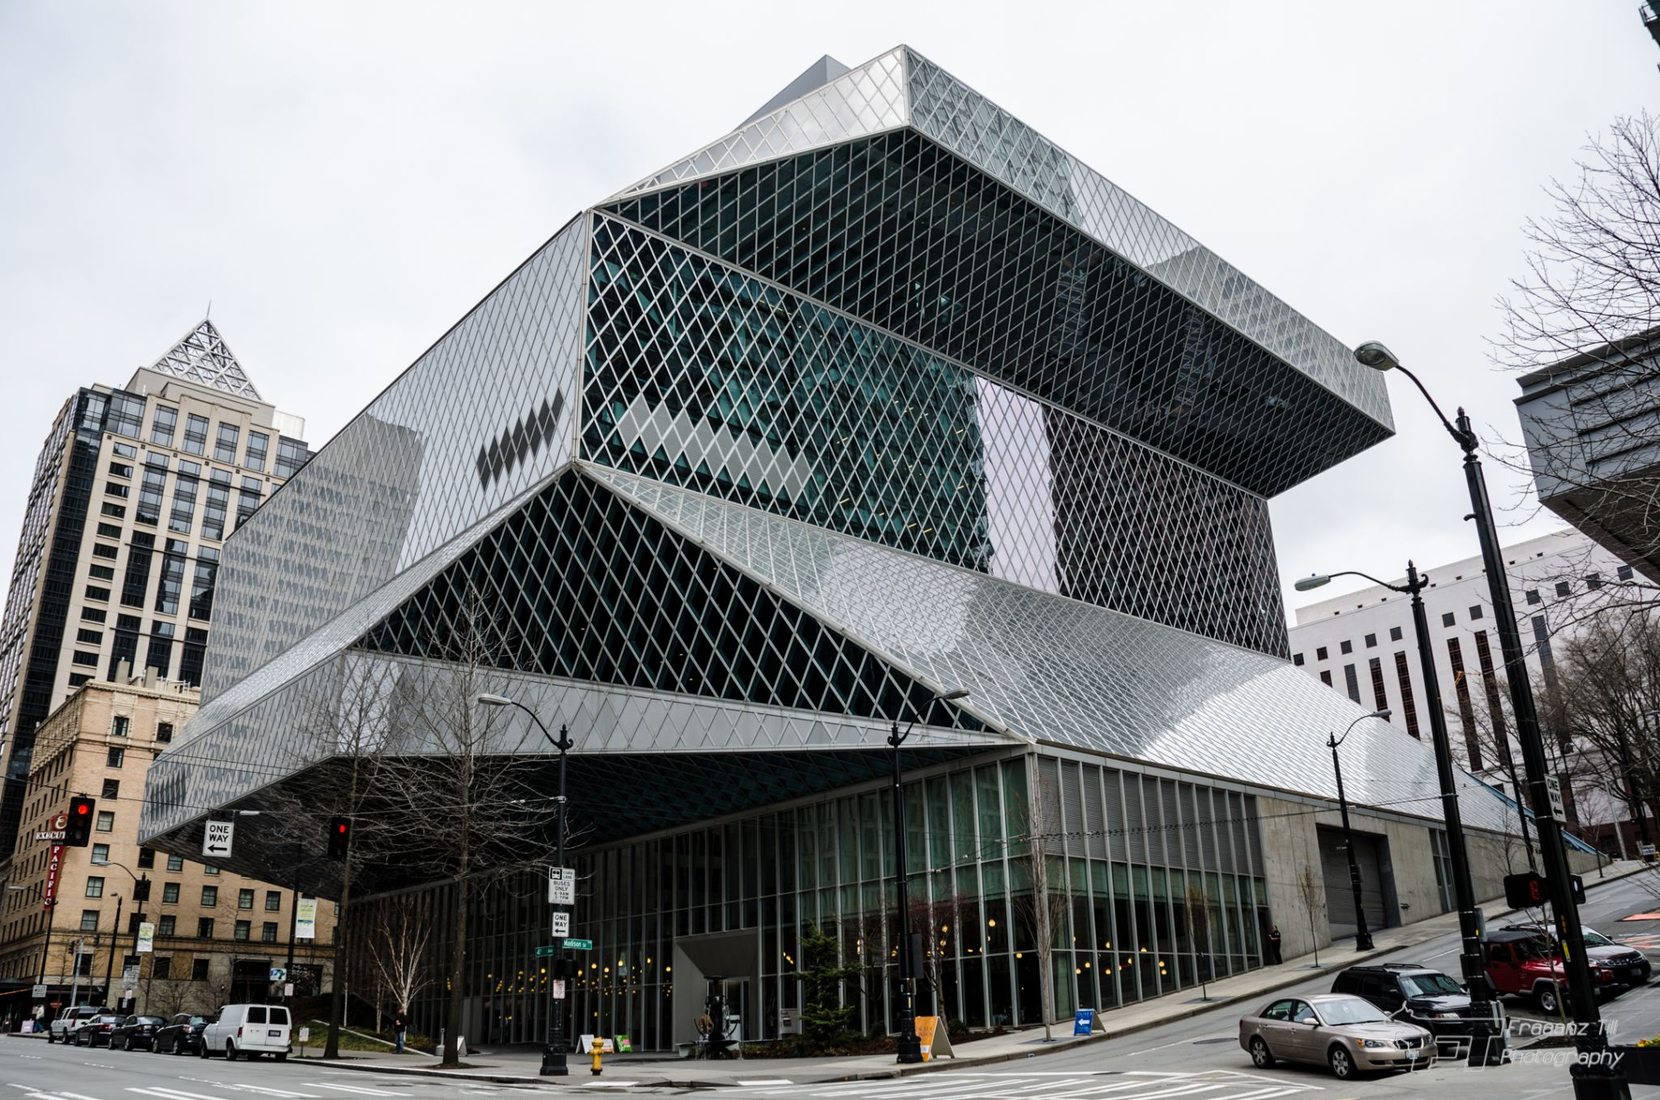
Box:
[200,1004,292,1060]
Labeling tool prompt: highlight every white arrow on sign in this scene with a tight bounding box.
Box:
[202,819,235,859]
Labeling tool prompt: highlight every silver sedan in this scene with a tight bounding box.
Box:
[1239,992,1434,1080]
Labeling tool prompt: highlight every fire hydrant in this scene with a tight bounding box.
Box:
[590,1037,605,1076]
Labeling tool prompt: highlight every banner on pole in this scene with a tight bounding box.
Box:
[136,921,155,954]
[295,896,317,940]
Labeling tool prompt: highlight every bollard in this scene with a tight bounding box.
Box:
[590,1037,604,1076]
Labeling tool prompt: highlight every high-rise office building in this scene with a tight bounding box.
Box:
[0,320,308,857]
[142,50,1541,1048]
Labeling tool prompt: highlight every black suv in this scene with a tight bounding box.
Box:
[1331,963,1476,1035]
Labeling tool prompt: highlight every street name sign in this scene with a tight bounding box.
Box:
[202,819,235,859]
[551,911,570,937]
[562,937,593,951]
[534,945,561,958]
[30,984,45,999]
[548,866,576,905]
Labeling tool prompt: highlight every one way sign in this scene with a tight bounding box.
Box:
[202,819,235,859]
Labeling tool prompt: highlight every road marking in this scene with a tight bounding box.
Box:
[1125,1031,1233,1056]
[736,1082,796,1088]
[304,1088,413,1098]
[128,1088,241,1100]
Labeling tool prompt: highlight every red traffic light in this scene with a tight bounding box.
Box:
[64,796,95,846]
[74,803,90,815]
[327,817,351,859]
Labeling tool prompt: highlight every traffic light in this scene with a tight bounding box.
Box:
[65,797,95,846]
[132,876,151,903]
[327,817,350,859]
[1504,870,1548,908]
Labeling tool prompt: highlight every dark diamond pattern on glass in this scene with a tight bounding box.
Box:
[602,129,1389,496]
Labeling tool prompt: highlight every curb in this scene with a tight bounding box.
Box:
[299,865,1652,1088]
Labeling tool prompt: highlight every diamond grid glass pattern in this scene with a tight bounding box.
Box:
[200,218,589,699]
[602,129,1387,496]
[583,215,1286,652]
[592,466,1516,834]
[145,319,262,399]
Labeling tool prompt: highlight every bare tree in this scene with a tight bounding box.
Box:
[1494,112,1660,599]
[1182,882,1212,1001]
[363,892,435,1030]
[370,593,560,1067]
[1012,755,1065,1040]
[1296,859,1322,968]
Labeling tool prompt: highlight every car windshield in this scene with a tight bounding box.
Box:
[1582,929,1616,947]
[1319,998,1390,1025]
[1402,973,1464,997]
[1514,937,1552,960]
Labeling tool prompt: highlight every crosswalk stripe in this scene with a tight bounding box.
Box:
[128,1088,240,1100]
[302,1087,412,1098]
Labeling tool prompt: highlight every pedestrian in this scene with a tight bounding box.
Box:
[393,1010,407,1054]
[1266,924,1283,965]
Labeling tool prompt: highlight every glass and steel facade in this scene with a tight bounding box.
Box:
[142,48,1508,1048]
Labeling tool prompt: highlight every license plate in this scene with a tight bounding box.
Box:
[270,1029,282,1037]
[1405,1050,1419,1060]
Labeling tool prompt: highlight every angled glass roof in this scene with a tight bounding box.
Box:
[147,319,262,399]
[590,465,1516,833]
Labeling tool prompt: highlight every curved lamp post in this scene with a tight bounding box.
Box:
[476,693,574,1077]
[1316,706,1391,951]
[1297,565,1504,1064]
[890,687,970,1065]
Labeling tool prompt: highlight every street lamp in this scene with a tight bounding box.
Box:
[1297,564,1504,1064]
[476,692,574,1077]
[1358,341,1619,1097]
[889,687,970,1065]
[1317,707,1391,951]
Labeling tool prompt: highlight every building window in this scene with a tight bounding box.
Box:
[103,482,129,499]
[106,748,124,768]
[1343,664,1361,704]
[182,414,209,456]
[1368,656,1388,712]
[71,650,99,667]
[137,847,154,869]
[203,865,219,876]
[107,393,145,437]
[1526,589,1541,605]
[108,461,133,479]
[264,891,281,912]
[1364,633,1377,648]
[1292,653,1304,666]
[261,922,278,943]
[91,543,119,560]
[112,715,130,737]
[1315,646,1328,661]
[152,956,172,979]
[91,844,110,865]
[77,629,105,647]
[82,607,107,624]
[1441,612,1456,628]
[84,585,111,603]
[1394,651,1420,738]
[1556,581,1571,597]
[162,882,180,904]
[150,406,178,446]
[100,778,120,800]
[1533,615,1555,669]
[238,889,254,910]
[245,431,269,472]
[1469,605,1484,620]
[1320,670,1333,686]
[95,811,114,832]
[1340,639,1353,655]
[234,921,251,942]
[200,886,218,907]
[86,877,105,898]
[158,916,176,937]
[166,854,184,872]
[274,436,308,478]
[197,918,214,940]
[1389,626,1403,642]
[214,423,240,464]
[1619,565,1635,581]
[81,910,100,931]
[88,564,115,581]
[1587,573,1603,591]
[1430,829,1456,912]
[156,722,174,743]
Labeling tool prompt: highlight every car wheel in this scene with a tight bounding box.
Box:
[275,1053,287,1062]
[1249,1036,1275,1068]
[199,1039,210,1058]
[1329,1044,1357,1080]
[1537,982,1561,1015]
[226,1040,238,1061]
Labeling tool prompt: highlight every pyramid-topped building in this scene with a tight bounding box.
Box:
[139,51,1531,1050]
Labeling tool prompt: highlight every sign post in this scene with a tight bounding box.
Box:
[202,820,235,859]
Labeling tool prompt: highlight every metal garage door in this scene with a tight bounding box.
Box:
[1318,825,1390,941]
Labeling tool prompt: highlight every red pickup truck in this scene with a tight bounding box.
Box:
[1485,929,1617,1012]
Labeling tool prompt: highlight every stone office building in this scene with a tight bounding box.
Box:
[141,49,1535,1051]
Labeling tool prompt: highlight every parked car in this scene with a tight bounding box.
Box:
[200,1004,292,1061]
[154,1013,211,1055]
[1239,993,1434,1080]
[1485,929,1617,1012]
[111,1014,168,1051]
[74,1013,126,1047]
[1330,963,1482,1035]
[1501,923,1652,987]
[47,1005,107,1044]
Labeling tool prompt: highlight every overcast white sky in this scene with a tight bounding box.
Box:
[0,2,1653,621]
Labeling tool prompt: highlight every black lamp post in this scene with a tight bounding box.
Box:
[1322,709,1390,951]
[1358,341,1623,1098]
[477,693,574,1078]
[889,687,970,1065]
[1297,563,1505,1064]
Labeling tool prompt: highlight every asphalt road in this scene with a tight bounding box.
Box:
[0,1040,540,1099]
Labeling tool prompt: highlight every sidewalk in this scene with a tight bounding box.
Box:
[302,860,1651,1088]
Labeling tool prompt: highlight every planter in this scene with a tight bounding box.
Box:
[1613,1045,1660,1086]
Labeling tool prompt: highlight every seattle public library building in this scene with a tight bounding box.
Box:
[140,49,1533,1050]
